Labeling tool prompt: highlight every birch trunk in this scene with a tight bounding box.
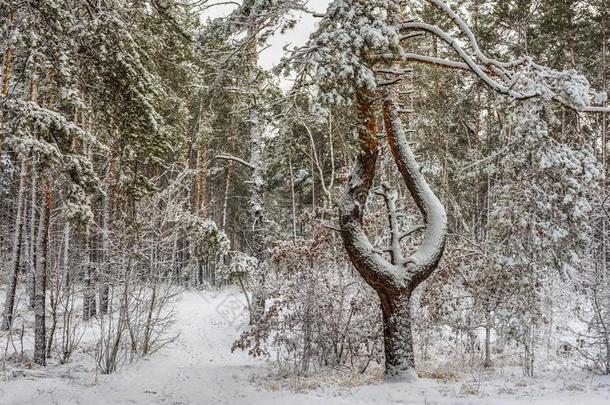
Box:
[221,166,231,231]
[61,223,71,290]
[484,322,492,368]
[249,106,266,324]
[243,7,266,323]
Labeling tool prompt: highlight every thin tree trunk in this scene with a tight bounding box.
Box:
[221,166,231,231]
[1,158,28,330]
[142,286,156,355]
[484,314,492,368]
[0,12,14,99]
[61,223,71,290]
[34,183,52,366]
[83,226,97,320]
[289,156,297,242]
[244,16,267,324]
[99,183,110,314]
[0,8,14,150]
[196,144,207,215]
[249,105,266,324]
[28,160,38,309]
[46,281,58,358]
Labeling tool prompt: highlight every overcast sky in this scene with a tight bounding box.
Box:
[203,0,331,82]
[258,0,330,70]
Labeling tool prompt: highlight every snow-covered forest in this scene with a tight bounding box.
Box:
[1,0,610,403]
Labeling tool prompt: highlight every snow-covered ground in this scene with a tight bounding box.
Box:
[1,288,610,405]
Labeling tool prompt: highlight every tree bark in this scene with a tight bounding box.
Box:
[379,289,416,377]
[0,12,14,97]
[0,11,15,149]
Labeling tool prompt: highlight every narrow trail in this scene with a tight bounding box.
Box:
[1,289,609,405]
[0,290,338,405]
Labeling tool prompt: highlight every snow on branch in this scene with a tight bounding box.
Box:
[400,225,425,241]
[400,1,610,114]
[403,21,540,100]
[373,182,403,266]
[381,88,447,275]
[215,153,255,170]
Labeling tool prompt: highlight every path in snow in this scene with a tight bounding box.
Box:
[1,289,610,405]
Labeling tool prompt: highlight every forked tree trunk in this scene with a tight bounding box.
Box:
[338,85,447,380]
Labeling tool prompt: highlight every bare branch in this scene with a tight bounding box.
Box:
[215,153,255,170]
[401,2,610,114]
[399,225,425,241]
[375,182,403,266]
[403,22,539,100]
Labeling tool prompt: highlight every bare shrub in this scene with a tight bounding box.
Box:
[233,213,383,377]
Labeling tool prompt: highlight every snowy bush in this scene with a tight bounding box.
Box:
[218,251,258,283]
[233,213,383,377]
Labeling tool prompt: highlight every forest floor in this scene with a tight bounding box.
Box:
[1,288,610,404]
